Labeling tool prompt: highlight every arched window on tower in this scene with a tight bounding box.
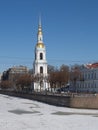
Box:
[40,66,43,74]
[40,53,43,60]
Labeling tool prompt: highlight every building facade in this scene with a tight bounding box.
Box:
[8,66,29,81]
[33,18,49,91]
[75,63,98,93]
[2,66,28,82]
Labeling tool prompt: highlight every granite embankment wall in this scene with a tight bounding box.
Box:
[0,90,98,109]
[70,95,98,109]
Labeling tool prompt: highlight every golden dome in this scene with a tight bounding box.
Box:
[38,31,42,35]
[36,43,44,48]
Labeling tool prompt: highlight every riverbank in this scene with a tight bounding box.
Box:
[0,90,98,109]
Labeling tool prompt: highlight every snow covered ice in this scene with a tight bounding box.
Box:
[0,94,98,130]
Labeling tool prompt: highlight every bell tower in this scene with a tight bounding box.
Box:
[33,17,48,91]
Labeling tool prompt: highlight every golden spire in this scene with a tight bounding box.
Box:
[36,15,44,48]
[38,15,42,35]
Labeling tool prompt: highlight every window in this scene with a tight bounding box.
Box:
[40,53,43,60]
[94,73,96,79]
[40,66,43,74]
[88,74,90,79]
[91,73,93,79]
[85,74,87,79]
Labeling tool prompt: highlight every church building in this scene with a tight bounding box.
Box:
[33,18,49,91]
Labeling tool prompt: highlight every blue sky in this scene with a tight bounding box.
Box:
[0,0,98,72]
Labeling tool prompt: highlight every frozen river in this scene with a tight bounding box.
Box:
[0,94,98,130]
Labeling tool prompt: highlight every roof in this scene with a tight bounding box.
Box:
[86,63,98,69]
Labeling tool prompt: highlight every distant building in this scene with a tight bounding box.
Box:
[9,66,28,81]
[75,63,98,93]
[2,66,29,82]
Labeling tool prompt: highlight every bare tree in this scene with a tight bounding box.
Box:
[0,80,13,90]
[16,74,32,92]
[33,74,44,92]
[48,64,69,91]
[59,64,69,88]
[70,65,82,91]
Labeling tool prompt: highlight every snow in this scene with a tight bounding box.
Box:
[0,94,98,130]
